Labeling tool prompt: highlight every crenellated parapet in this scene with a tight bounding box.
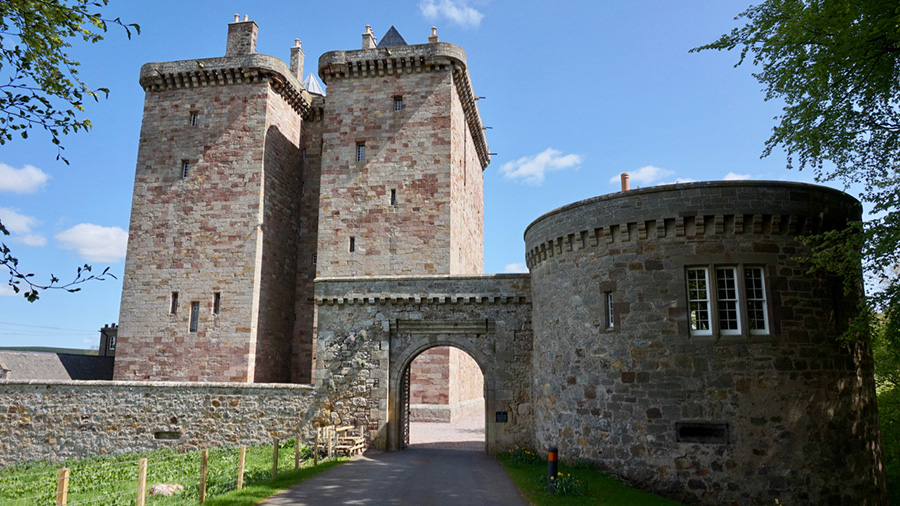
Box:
[524,181,861,270]
[318,42,490,170]
[139,54,312,115]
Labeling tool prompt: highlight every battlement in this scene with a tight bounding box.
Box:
[318,40,490,170]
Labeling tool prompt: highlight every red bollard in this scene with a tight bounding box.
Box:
[547,445,558,493]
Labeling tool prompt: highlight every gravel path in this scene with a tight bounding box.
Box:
[408,411,485,450]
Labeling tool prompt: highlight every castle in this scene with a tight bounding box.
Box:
[111,18,887,505]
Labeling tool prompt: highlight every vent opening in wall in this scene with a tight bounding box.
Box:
[154,431,181,440]
[676,422,729,444]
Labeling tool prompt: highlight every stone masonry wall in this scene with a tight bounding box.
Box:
[449,70,484,274]
[525,181,886,506]
[0,381,315,466]
[115,81,271,382]
[292,96,326,383]
[253,88,304,383]
[409,346,484,422]
[316,68,455,277]
[449,346,483,414]
[314,275,531,453]
[411,347,449,405]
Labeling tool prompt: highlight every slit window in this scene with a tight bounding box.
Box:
[349,237,355,252]
[356,142,366,162]
[393,96,403,111]
[189,302,200,332]
[606,292,615,328]
[181,160,190,178]
[391,189,397,206]
[190,111,199,126]
[170,292,179,314]
[213,292,221,315]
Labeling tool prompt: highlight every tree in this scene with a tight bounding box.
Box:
[693,0,900,341]
[0,0,136,300]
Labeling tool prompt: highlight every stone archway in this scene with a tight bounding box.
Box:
[388,338,495,452]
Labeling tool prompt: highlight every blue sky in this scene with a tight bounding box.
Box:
[0,1,828,349]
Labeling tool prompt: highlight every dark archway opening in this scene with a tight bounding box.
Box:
[401,345,485,450]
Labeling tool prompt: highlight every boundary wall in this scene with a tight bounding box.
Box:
[0,380,315,466]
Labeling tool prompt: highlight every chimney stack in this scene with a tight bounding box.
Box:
[290,39,304,81]
[226,15,258,56]
[620,173,630,192]
[362,25,377,49]
[428,26,439,43]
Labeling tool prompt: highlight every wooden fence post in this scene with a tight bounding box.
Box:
[237,446,246,490]
[314,428,319,466]
[294,436,301,470]
[136,459,147,506]
[327,426,334,458]
[272,439,279,478]
[199,449,208,504]
[55,468,69,506]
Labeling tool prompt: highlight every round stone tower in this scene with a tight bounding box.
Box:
[524,181,886,505]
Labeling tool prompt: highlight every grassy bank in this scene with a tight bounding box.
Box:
[497,450,684,506]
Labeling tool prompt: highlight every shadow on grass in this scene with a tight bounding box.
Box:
[497,454,685,506]
[204,459,347,506]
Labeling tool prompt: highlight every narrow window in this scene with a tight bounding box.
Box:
[312,255,317,264]
[181,160,190,178]
[715,267,740,334]
[189,301,200,332]
[190,111,199,126]
[349,237,356,252]
[356,142,366,162]
[170,292,179,314]
[686,268,711,335]
[301,181,306,196]
[744,267,769,334]
[606,292,615,328]
[393,96,403,111]
[301,148,307,163]
[390,189,397,206]
[213,292,221,315]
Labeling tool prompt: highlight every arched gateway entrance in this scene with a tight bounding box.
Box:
[314,275,533,454]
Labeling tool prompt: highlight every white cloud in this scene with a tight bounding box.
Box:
[55,224,128,262]
[724,172,751,181]
[609,165,674,185]
[419,0,484,28]
[0,207,46,246]
[0,284,16,297]
[504,263,528,273]
[0,163,50,193]
[500,148,583,186]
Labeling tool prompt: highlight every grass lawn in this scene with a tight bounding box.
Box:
[497,453,685,506]
[204,459,347,506]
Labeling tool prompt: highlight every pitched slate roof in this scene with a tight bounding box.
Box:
[0,351,114,381]
[377,26,408,47]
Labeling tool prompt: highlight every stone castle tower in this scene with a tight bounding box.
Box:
[113,19,488,383]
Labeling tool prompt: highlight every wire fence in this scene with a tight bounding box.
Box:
[0,435,324,505]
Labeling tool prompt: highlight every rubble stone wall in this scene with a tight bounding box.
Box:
[0,380,314,466]
[525,181,887,506]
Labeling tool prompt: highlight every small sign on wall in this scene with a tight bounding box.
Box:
[495,411,508,423]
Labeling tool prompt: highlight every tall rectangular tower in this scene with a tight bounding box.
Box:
[114,19,314,383]
[315,27,490,277]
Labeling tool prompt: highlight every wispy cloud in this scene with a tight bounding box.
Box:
[0,163,50,193]
[504,263,528,273]
[723,172,751,181]
[501,148,583,186]
[0,284,16,297]
[0,207,46,246]
[419,0,485,28]
[609,165,675,186]
[56,224,128,262]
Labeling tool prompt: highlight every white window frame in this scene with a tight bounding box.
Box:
[606,292,615,329]
[686,267,712,336]
[685,264,770,338]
